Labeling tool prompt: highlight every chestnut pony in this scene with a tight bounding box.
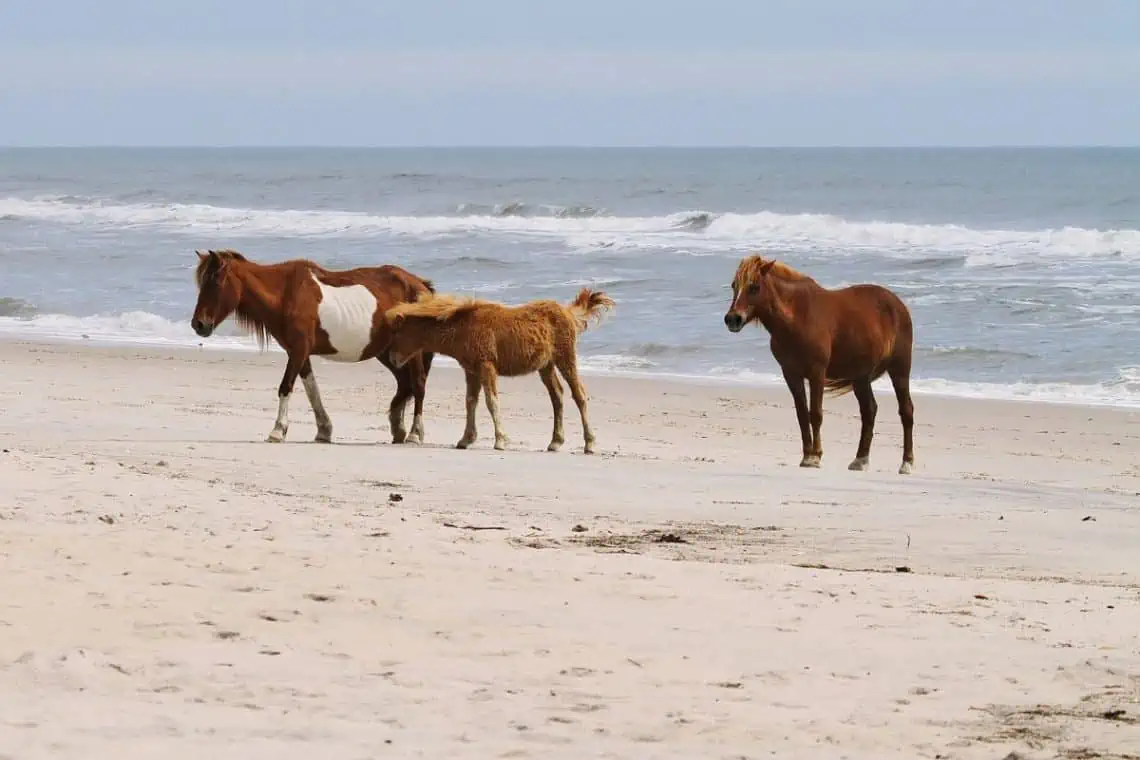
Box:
[723,255,915,474]
[191,249,435,445]
[384,288,615,453]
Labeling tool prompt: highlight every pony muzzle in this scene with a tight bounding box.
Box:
[191,318,214,338]
[724,312,746,332]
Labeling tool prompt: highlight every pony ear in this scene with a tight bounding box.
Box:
[196,249,208,261]
[759,259,777,275]
[200,249,229,279]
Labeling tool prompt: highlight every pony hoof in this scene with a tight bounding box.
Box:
[391,431,408,445]
[899,460,914,475]
[314,432,333,444]
[584,444,596,455]
[405,432,423,445]
[547,442,563,452]
[456,439,473,450]
[493,439,508,451]
[799,456,821,468]
[848,457,869,471]
[266,429,287,443]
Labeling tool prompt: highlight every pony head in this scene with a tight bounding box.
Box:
[383,293,472,367]
[191,249,244,338]
[724,255,779,332]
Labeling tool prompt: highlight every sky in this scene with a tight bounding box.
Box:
[1,0,1139,146]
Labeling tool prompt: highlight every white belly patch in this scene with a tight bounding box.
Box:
[312,274,379,362]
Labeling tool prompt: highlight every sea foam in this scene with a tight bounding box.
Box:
[4,195,1140,267]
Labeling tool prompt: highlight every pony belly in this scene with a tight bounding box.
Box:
[313,276,379,362]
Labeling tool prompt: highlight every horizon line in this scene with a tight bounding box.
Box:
[2,143,1138,150]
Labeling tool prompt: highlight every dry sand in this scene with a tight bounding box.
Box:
[1,338,1139,759]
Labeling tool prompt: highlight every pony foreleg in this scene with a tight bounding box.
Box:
[268,395,291,442]
[300,359,333,443]
[805,372,825,467]
[456,370,481,449]
[848,378,877,471]
[480,363,508,451]
[782,368,815,467]
[268,352,307,442]
[539,365,565,452]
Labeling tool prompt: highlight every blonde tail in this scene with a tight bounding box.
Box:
[566,288,615,333]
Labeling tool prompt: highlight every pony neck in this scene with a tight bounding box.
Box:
[396,317,448,354]
[231,260,284,327]
[756,276,804,336]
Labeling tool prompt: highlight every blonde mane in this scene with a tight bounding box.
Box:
[385,292,492,324]
[733,255,815,291]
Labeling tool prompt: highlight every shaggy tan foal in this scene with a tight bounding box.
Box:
[385,288,615,453]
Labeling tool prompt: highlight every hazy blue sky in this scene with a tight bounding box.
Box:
[2,0,1138,146]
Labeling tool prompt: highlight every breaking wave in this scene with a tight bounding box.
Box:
[0,297,37,318]
[454,202,605,218]
[4,195,1140,266]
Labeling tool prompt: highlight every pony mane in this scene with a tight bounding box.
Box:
[235,311,271,352]
[733,255,815,290]
[386,292,490,323]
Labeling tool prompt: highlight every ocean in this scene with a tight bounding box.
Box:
[2,147,1139,407]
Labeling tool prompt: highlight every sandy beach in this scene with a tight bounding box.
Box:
[1,337,1139,759]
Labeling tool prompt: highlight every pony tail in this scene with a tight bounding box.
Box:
[567,288,615,333]
[823,377,857,397]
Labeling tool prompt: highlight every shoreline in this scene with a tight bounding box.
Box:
[1,332,1138,413]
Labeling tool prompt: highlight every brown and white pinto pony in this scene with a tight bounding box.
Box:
[723,255,915,474]
[191,249,435,445]
[383,288,615,454]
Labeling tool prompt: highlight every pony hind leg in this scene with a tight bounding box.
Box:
[378,354,412,444]
[300,359,334,443]
[888,361,916,474]
[781,367,815,467]
[268,349,309,442]
[480,362,509,451]
[848,377,878,471]
[556,353,596,454]
[407,351,434,444]
[456,369,481,449]
[539,364,565,452]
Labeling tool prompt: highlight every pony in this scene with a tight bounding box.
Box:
[723,255,915,474]
[190,249,436,445]
[383,288,615,454]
